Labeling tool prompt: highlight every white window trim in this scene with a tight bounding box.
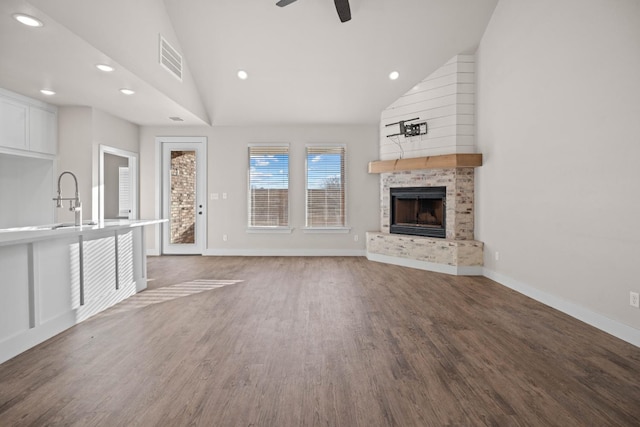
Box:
[247,226,294,234]
[304,143,348,229]
[303,226,351,234]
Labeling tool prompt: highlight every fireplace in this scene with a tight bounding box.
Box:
[368,161,483,275]
[390,186,446,238]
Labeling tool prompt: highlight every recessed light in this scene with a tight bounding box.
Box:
[13,13,43,27]
[96,64,114,72]
[169,116,184,122]
[40,89,55,96]
[389,71,400,80]
[237,70,248,80]
[119,88,135,95]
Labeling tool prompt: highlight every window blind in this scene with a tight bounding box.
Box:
[248,145,289,227]
[306,146,346,227]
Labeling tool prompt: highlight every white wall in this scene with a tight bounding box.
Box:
[476,0,640,339]
[380,55,476,160]
[0,155,54,228]
[57,107,139,223]
[140,125,380,255]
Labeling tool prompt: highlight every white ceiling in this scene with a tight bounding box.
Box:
[0,0,498,127]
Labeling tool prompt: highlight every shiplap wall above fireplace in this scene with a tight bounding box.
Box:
[380,55,476,160]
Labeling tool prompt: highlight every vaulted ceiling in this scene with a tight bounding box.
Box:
[0,0,498,126]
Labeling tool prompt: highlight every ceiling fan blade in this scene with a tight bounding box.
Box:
[334,0,351,22]
[276,0,298,7]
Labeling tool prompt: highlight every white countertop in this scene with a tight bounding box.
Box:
[0,219,167,247]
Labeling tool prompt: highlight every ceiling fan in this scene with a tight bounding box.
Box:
[276,0,351,23]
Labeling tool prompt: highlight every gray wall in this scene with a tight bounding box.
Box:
[57,107,139,223]
[56,107,92,224]
[475,0,640,334]
[140,125,380,255]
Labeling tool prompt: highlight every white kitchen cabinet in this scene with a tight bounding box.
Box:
[29,106,57,155]
[0,88,57,157]
[0,219,165,364]
[36,236,80,324]
[0,98,28,151]
[0,245,30,341]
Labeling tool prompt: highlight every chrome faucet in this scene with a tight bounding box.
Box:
[53,171,82,226]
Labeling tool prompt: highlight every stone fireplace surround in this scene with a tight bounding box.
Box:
[366,155,484,276]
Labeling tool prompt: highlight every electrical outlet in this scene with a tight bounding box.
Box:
[630,291,639,308]
[495,251,500,261]
[354,235,359,242]
[222,234,228,242]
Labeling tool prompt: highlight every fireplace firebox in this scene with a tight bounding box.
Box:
[390,186,446,238]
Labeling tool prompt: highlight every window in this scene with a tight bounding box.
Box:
[248,145,289,228]
[306,145,346,228]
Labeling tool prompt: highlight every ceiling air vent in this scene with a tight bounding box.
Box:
[159,35,183,81]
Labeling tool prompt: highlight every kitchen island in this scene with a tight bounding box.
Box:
[0,219,165,364]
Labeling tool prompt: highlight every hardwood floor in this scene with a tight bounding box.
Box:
[1,256,639,426]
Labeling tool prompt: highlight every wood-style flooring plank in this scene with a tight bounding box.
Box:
[0,256,639,426]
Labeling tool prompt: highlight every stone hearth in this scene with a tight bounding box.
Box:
[366,155,484,276]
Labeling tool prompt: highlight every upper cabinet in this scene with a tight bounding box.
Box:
[0,98,28,151]
[29,106,57,155]
[0,89,57,157]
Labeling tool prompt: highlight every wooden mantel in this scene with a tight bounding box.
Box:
[368,153,482,174]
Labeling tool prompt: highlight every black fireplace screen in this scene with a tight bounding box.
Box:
[390,186,446,238]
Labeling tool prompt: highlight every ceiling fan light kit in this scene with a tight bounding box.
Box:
[276,0,351,23]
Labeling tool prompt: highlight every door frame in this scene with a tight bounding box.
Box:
[98,144,138,222]
[157,136,207,255]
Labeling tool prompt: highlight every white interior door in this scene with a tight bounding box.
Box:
[161,138,207,255]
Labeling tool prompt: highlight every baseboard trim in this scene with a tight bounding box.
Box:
[484,268,640,348]
[203,248,366,257]
[147,248,160,256]
[366,252,484,276]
